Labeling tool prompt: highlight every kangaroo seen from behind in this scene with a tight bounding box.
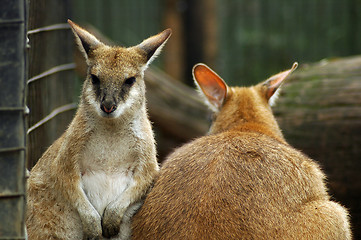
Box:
[26,20,171,239]
[132,63,351,239]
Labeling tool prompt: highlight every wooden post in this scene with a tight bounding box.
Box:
[27,0,76,168]
[163,0,218,85]
[163,0,186,82]
[0,0,27,238]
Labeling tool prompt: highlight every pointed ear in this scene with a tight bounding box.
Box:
[137,28,172,67]
[261,62,298,106]
[68,19,103,60]
[192,63,228,112]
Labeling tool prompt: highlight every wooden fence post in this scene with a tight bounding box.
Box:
[27,0,76,169]
[0,0,27,238]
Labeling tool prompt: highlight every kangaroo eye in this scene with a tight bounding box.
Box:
[124,77,136,86]
[90,74,100,85]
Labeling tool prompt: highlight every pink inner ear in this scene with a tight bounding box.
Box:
[138,28,172,61]
[265,73,287,99]
[265,62,298,99]
[193,64,227,109]
[68,19,101,56]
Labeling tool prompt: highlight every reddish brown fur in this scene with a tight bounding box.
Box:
[131,63,351,240]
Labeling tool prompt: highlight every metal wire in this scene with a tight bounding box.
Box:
[27,23,70,35]
[27,63,76,84]
[0,147,25,153]
[0,19,24,25]
[0,192,25,199]
[27,103,77,135]
[0,107,25,111]
[0,237,26,240]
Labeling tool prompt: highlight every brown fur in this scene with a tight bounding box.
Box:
[26,20,171,240]
[132,63,351,239]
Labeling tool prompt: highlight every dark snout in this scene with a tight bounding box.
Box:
[100,98,117,114]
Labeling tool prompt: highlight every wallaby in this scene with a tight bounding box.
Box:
[26,20,171,240]
[132,63,351,239]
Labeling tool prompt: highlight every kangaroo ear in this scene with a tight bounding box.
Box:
[68,19,103,60]
[193,63,228,112]
[137,28,172,67]
[261,62,298,106]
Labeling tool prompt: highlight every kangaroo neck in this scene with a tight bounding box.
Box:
[210,120,286,144]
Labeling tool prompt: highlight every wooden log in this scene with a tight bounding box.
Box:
[274,56,361,238]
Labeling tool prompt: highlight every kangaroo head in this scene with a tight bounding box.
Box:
[68,20,171,119]
[192,63,298,137]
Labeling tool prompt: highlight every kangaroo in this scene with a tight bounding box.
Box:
[26,20,171,240]
[131,63,351,239]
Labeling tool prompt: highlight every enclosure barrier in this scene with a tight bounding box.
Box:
[0,0,27,239]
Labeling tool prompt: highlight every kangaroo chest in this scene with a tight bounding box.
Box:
[80,126,139,216]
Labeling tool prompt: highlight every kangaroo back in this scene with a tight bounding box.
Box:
[131,63,351,240]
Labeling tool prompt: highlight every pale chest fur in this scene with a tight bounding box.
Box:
[80,117,153,215]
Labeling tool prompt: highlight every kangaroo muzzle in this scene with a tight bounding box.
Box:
[101,99,117,114]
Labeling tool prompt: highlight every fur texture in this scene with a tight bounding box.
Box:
[26,20,171,240]
[131,63,351,240]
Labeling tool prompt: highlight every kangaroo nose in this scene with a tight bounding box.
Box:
[101,101,117,114]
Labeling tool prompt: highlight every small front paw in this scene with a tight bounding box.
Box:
[81,211,102,240]
[83,235,101,240]
[102,206,124,238]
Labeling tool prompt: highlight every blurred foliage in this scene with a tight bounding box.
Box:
[217,0,361,85]
[72,0,163,66]
[72,0,361,85]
